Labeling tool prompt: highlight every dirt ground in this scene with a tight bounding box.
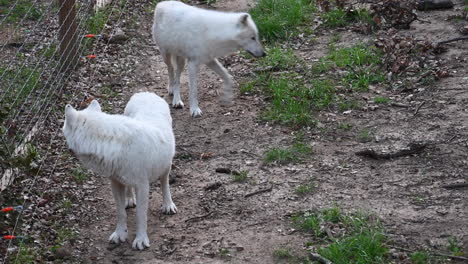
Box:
[56,0,468,263]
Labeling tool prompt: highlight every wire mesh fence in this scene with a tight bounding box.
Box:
[0,0,132,262]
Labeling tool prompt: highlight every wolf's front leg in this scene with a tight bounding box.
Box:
[109,179,128,244]
[188,60,202,117]
[133,181,150,250]
[206,59,234,106]
[160,168,177,214]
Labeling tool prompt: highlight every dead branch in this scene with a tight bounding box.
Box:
[309,253,334,264]
[244,186,273,198]
[414,101,426,116]
[437,36,468,45]
[185,212,213,223]
[442,183,468,189]
[355,143,427,160]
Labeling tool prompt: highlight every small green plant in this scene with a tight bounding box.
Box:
[273,248,294,259]
[219,248,230,257]
[410,251,430,264]
[318,230,388,263]
[250,0,316,42]
[374,97,390,104]
[12,242,35,264]
[322,206,342,223]
[322,7,374,28]
[338,123,352,130]
[293,212,323,237]
[239,81,256,94]
[258,46,299,70]
[232,170,248,183]
[264,140,312,165]
[295,182,315,195]
[447,237,464,256]
[357,129,372,142]
[71,167,88,183]
[338,100,360,112]
[61,198,73,209]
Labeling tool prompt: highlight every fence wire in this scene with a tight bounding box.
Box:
[0,0,133,262]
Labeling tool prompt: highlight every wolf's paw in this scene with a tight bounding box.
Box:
[132,234,150,250]
[172,98,184,108]
[125,197,136,208]
[190,107,202,117]
[161,202,177,215]
[109,229,128,244]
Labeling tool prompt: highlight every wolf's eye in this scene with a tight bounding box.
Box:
[251,37,256,41]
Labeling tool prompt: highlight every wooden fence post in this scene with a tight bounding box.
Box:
[58,0,78,72]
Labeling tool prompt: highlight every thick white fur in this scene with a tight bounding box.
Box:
[152,1,266,117]
[62,92,177,250]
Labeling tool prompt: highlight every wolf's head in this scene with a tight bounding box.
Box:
[63,100,102,133]
[235,14,266,58]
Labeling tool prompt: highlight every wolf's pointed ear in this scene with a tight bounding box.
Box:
[65,104,77,125]
[239,14,249,26]
[88,100,102,112]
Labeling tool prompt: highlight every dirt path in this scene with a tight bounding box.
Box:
[77,1,468,263]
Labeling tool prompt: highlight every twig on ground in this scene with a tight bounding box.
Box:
[309,253,334,264]
[414,101,426,116]
[356,143,427,160]
[437,36,468,45]
[391,245,468,261]
[390,102,410,108]
[442,183,468,189]
[185,212,213,223]
[244,186,273,198]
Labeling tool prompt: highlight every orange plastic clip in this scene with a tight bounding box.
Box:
[3,235,15,240]
[1,207,13,212]
[85,55,96,59]
[85,34,102,38]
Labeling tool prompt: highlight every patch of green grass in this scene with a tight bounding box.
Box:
[264,140,312,165]
[273,248,294,259]
[410,251,430,264]
[374,97,390,104]
[71,167,88,183]
[328,45,381,68]
[0,67,42,120]
[250,0,316,43]
[39,44,57,59]
[338,122,352,130]
[0,0,42,23]
[239,80,256,94]
[322,7,373,28]
[259,46,299,70]
[447,237,464,256]
[338,99,360,112]
[61,198,73,209]
[318,230,388,264]
[295,181,315,195]
[343,69,385,91]
[262,77,334,126]
[357,129,372,142]
[12,242,35,264]
[232,170,248,183]
[294,207,389,264]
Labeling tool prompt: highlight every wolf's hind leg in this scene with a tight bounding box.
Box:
[160,167,177,214]
[132,180,150,250]
[171,55,185,108]
[109,179,128,244]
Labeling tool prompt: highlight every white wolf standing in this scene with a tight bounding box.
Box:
[152,1,266,117]
[62,92,177,250]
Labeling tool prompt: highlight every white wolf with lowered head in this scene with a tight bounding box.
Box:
[62,92,177,250]
[153,0,266,117]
